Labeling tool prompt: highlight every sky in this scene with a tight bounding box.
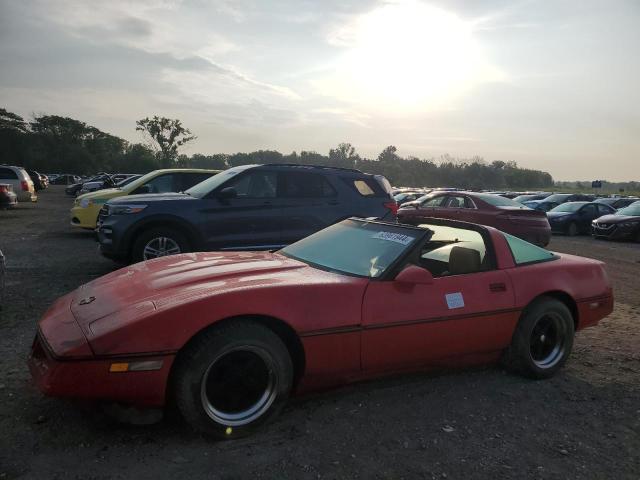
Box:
[0,0,638,181]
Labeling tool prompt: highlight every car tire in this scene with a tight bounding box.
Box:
[567,222,578,236]
[172,320,293,439]
[131,227,190,263]
[504,297,574,379]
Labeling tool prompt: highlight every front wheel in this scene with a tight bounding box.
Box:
[504,297,574,379]
[172,321,293,439]
[131,227,189,263]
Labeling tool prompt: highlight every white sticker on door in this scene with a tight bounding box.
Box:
[445,292,465,309]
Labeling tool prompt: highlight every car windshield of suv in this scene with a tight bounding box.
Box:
[475,193,528,208]
[616,203,640,216]
[280,219,423,278]
[549,202,586,213]
[185,165,254,198]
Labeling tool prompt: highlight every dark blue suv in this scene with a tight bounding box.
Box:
[97,164,397,263]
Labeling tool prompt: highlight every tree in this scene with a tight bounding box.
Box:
[135,116,196,168]
[0,108,29,132]
[329,142,361,168]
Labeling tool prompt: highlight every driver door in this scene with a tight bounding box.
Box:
[361,231,516,373]
[199,170,284,250]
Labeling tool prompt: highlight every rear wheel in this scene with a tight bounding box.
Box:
[172,321,293,439]
[131,228,189,263]
[504,297,574,379]
[567,222,578,236]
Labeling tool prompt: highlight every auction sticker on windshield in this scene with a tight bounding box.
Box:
[372,231,415,245]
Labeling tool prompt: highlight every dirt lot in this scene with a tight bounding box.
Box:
[1,187,638,480]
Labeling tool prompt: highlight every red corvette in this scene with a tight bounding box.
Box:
[29,218,612,438]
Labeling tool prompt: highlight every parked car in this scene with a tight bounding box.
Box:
[0,184,18,209]
[394,191,427,206]
[522,200,559,212]
[542,193,595,204]
[51,174,81,185]
[27,170,48,191]
[71,169,220,230]
[594,197,640,210]
[547,202,615,236]
[397,191,551,247]
[512,193,550,203]
[0,165,37,202]
[29,217,614,438]
[97,164,397,263]
[591,201,640,242]
[66,174,116,196]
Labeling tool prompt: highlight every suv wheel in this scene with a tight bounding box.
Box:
[132,228,189,263]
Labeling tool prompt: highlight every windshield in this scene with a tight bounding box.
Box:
[616,202,640,216]
[550,202,586,213]
[543,194,571,203]
[512,195,537,203]
[185,165,254,198]
[280,219,423,278]
[475,193,528,208]
[594,198,615,205]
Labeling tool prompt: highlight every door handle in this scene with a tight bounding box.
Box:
[489,283,507,292]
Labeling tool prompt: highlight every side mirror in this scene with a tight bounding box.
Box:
[134,185,151,195]
[395,265,434,285]
[217,187,237,200]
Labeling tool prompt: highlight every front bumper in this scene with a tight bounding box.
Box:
[591,223,637,240]
[28,333,174,408]
[70,205,100,229]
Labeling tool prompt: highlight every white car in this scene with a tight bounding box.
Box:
[0,165,37,202]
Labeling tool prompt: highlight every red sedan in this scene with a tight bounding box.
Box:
[29,218,612,438]
[398,191,551,247]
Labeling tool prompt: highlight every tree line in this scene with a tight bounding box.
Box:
[0,107,554,189]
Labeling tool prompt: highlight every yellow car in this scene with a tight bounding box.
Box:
[70,169,221,229]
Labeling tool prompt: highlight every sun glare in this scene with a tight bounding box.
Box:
[322,1,499,110]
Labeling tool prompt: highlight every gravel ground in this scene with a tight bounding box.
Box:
[0,186,638,480]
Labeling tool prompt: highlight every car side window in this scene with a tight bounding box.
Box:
[411,224,491,277]
[140,174,175,194]
[504,233,556,265]
[0,168,18,179]
[227,171,277,198]
[443,195,473,209]
[597,204,612,215]
[279,172,336,198]
[421,196,445,207]
[581,204,597,217]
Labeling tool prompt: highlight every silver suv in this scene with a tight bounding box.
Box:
[0,165,37,202]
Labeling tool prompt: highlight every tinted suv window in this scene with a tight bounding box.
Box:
[504,233,556,265]
[280,172,335,198]
[0,168,18,179]
[178,172,214,191]
[228,171,277,198]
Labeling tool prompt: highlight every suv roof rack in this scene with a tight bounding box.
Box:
[262,163,363,174]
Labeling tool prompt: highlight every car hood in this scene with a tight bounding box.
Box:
[108,192,194,204]
[594,214,640,224]
[76,188,122,201]
[70,251,307,331]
